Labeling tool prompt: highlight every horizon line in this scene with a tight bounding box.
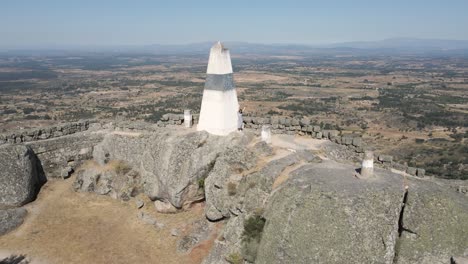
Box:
[2,37,468,50]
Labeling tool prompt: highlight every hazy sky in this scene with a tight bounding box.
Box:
[1,0,467,47]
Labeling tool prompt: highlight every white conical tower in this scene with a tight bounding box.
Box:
[197,41,239,136]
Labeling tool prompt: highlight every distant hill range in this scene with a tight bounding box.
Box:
[2,38,468,56]
[324,38,468,50]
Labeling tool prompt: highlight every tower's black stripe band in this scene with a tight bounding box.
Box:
[204,73,235,91]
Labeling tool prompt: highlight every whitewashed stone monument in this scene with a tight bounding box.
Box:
[360,150,374,178]
[261,125,272,144]
[184,110,192,128]
[197,41,239,136]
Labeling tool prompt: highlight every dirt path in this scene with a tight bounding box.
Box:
[270,134,325,151]
[0,177,209,264]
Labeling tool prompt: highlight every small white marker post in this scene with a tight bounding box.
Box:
[261,125,272,144]
[184,110,192,128]
[361,150,374,178]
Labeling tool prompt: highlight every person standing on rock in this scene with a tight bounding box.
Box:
[238,108,244,131]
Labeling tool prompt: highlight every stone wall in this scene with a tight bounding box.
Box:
[0,120,90,145]
[157,114,365,151]
[157,113,427,177]
[26,132,104,179]
[0,120,103,179]
[0,115,427,178]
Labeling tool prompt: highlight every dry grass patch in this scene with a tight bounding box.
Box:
[0,177,209,264]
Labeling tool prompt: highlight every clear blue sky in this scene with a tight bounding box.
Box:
[1,0,467,47]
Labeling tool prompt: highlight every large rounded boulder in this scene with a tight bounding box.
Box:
[0,144,45,208]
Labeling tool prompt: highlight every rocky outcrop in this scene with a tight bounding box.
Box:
[255,162,404,264]
[202,154,468,264]
[204,145,259,221]
[0,208,28,235]
[91,129,253,209]
[177,218,214,253]
[1,119,465,263]
[394,179,468,263]
[0,144,45,208]
[203,150,322,264]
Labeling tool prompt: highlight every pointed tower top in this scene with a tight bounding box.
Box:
[211,41,225,52]
[207,41,232,74]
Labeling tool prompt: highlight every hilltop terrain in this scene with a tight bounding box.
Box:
[0,122,467,263]
[0,49,466,179]
[0,46,467,263]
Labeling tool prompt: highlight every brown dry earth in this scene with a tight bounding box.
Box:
[0,134,332,264]
[0,176,216,264]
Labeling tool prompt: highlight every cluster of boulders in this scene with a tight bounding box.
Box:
[73,160,142,201]
[0,120,90,145]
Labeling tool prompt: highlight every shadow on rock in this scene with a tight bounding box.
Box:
[32,150,47,201]
[0,254,29,264]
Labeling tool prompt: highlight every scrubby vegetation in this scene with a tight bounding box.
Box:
[227,182,237,196]
[1,52,467,180]
[241,214,266,262]
[242,214,266,243]
[225,252,243,264]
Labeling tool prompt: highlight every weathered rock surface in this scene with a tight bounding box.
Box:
[204,146,258,221]
[73,161,141,201]
[0,208,28,235]
[202,149,468,264]
[202,215,245,264]
[92,129,253,208]
[177,218,214,253]
[137,211,164,229]
[394,179,468,264]
[154,200,178,213]
[203,151,321,264]
[2,121,465,264]
[135,198,144,209]
[251,161,468,264]
[256,162,404,264]
[0,144,45,208]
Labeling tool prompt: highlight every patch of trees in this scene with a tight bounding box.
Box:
[22,107,35,114]
[376,85,468,128]
[2,109,17,114]
[0,71,57,81]
[278,100,333,116]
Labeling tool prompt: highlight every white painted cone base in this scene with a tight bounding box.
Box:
[198,89,239,135]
